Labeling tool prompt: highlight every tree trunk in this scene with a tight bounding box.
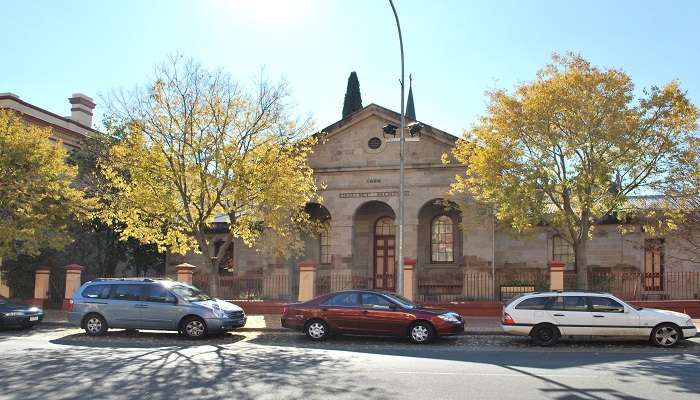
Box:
[574,240,589,290]
[204,255,220,298]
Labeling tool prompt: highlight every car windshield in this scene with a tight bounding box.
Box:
[384,293,418,309]
[169,284,212,302]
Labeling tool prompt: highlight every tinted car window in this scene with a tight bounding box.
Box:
[82,284,111,299]
[515,296,551,310]
[589,296,624,313]
[562,296,588,311]
[361,293,393,308]
[548,296,589,311]
[323,292,359,307]
[111,284,146,301]
[145,285,176,303]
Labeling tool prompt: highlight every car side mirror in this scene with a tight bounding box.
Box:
[389,304,398,311]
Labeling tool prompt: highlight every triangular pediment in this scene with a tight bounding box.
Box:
[309,104,458,170]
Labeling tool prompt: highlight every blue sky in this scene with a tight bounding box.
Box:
[2,0,699,135]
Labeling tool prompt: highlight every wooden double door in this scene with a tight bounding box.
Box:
[374,217,396,291]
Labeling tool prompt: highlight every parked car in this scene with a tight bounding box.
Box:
[0,295,44,329]
[501,291,698,347]
[68,278,246,339]
[281,289,464,343]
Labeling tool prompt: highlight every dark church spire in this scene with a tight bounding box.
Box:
[406,74,415,120]
[342,71,363,118]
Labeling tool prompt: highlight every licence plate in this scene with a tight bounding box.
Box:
[29,316,39,322]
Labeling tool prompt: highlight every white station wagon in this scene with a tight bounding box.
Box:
[501,291,697,347]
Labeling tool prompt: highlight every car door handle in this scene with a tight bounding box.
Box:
[362,310,369,314]
[593,315,605,318]
[134,304,149,309]
[553,314,565,317]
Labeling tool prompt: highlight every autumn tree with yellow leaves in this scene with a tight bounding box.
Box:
[100,57,318,296]
[449,53,699,288]
[0,110,93,260]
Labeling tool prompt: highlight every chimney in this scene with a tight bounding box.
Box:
[68,93,95,127]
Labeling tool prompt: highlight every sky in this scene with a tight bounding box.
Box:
[2,0,700,135]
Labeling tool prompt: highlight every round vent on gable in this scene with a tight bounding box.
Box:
[368,137,382,150]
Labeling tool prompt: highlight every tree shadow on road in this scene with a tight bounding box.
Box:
[0,331,394,400]
[247,333,700,399]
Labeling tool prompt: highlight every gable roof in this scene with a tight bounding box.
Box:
[318,103,459,147]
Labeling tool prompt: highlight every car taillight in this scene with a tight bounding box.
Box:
[503,313,515,325]
[283,306,288,315]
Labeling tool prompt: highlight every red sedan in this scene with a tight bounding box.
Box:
[281,290,464,343]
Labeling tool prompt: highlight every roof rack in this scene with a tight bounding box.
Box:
[89,277,171,283]
[551,289,608,294]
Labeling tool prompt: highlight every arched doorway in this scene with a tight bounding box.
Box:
[374,216,396,290]
[352,201,396,290]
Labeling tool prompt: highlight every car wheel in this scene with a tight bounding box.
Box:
[84,314,108,336]
[531,324,559,346]
[409,321,435,344]
[305,320,329,341]
[651,324,681,348]
[181,317,208,339]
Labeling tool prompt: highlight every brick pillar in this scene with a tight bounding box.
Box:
[403,257,416,300]
[33,268,51,307]
[549,260,565,291]
[176,263,197,284]
[63,264,84,310]
[298,259,318,302]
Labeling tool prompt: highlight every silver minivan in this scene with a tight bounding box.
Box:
[68,278,246,339]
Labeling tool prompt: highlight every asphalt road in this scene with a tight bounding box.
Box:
[0,326,699,400]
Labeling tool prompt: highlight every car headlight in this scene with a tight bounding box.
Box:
[686,318,694,327]
[2,312,24,317]
[438,313,460,323]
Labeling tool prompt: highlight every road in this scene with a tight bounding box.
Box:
[0,326,699,400]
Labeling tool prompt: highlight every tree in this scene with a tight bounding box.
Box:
[99,56,318,296]
[449,53,699,288]
[342,71,363,118]
[0,110,93,260]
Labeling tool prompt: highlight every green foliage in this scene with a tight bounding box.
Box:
[342,71,363,118]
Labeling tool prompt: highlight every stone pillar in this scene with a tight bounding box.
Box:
[63,264,84,310]
[403,257,416,300]
[0,266,10,298]
[329,221,353,269]
[549,260,565,291]
[176,263,197,284]
[33,268,51,307]
[298,259,318,302]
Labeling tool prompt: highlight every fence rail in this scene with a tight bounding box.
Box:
[191,269,700,302]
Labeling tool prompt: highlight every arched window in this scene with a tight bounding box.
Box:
[375,216,396,236]
[431,215,454,263]
[319,221,331,265]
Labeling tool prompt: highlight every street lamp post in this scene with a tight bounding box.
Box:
[388,0,405,296]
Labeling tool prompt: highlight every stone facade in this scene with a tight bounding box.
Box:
[168,104,699,293]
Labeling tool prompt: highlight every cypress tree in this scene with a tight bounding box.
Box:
[342,71,363,118]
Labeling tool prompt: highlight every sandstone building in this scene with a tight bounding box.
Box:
[170,103,700,301]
